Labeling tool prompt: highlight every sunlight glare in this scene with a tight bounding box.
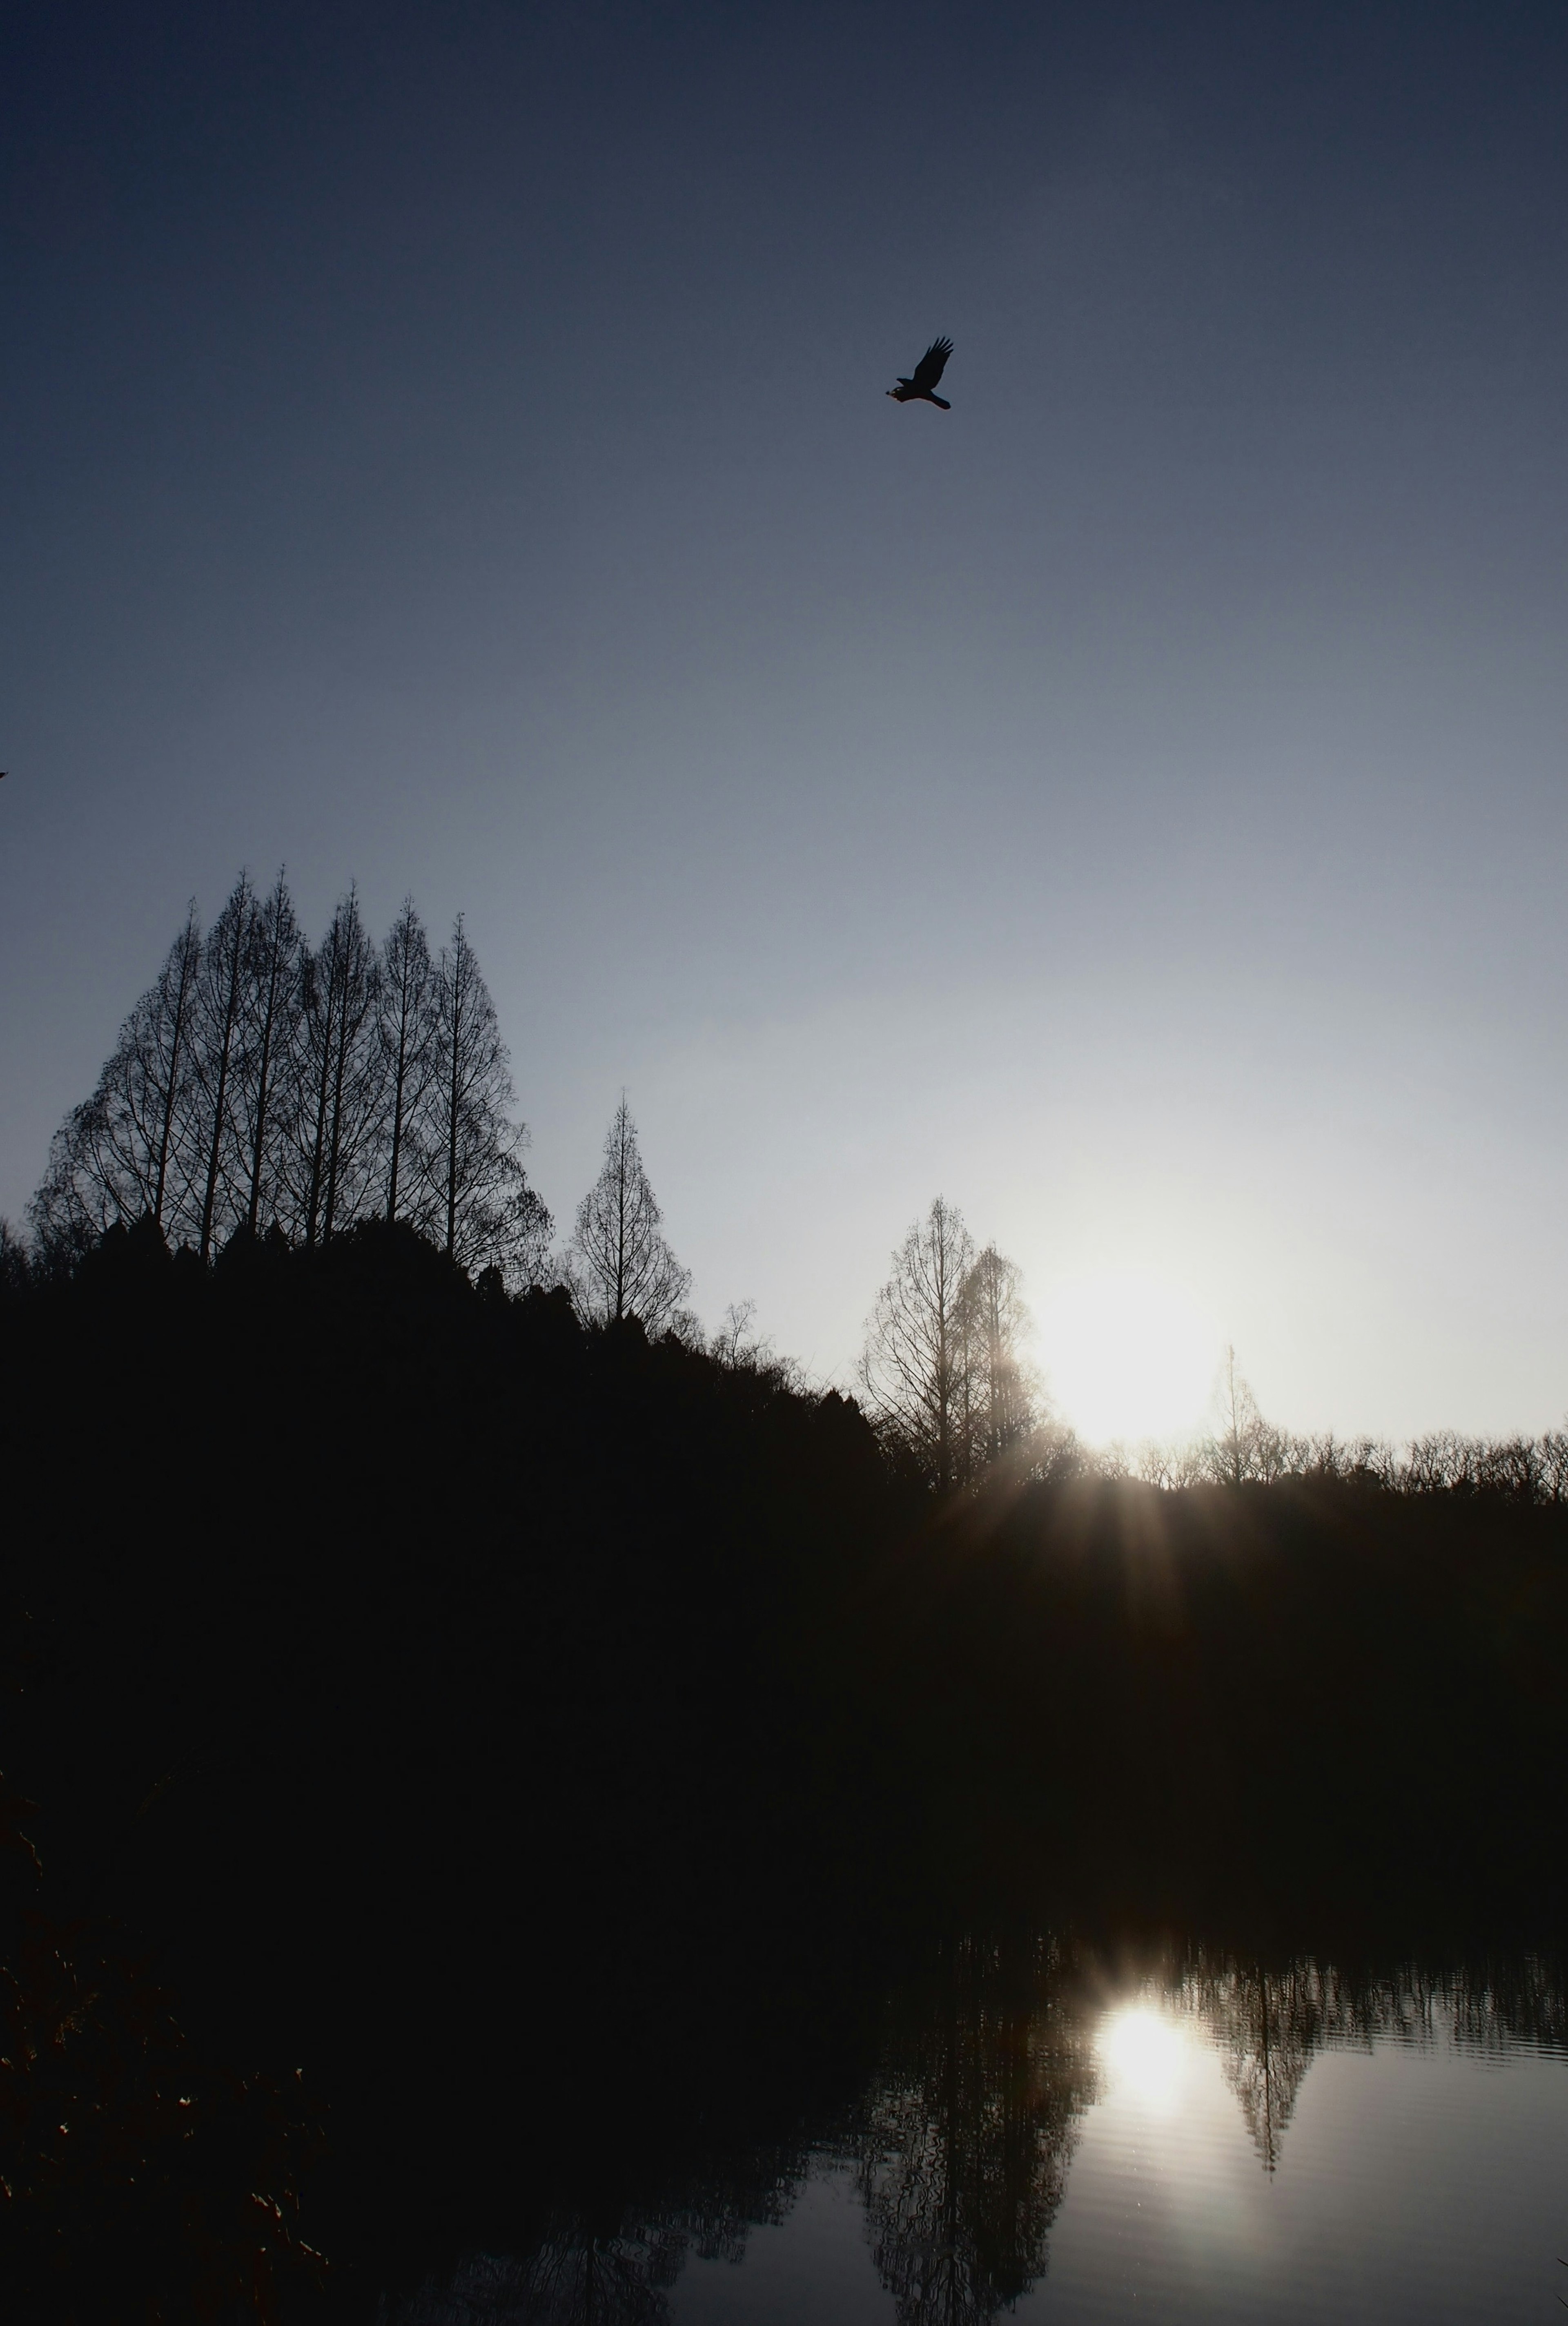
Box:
[1036,1273,1221,1445]
[1098,2004,1189,2110]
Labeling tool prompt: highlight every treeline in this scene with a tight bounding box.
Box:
[13,878,722,1339]
[25,874,551,1286]
[850,1195,1568,1505]
[1105,1411,1568,1502]
[986,1354,1568,1504]
[13,877,1568,1498]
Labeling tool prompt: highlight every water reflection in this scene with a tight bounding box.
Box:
[381,1936,1567,2326]
[1176,1951,1568,2170]
[392,2220,687,2326]
[386,2143,816,2326]
[1098,2005,1188,2108]
[388,2162,816,2326]
[854,1937,1100,2324]
[1177,1961,1331,2170]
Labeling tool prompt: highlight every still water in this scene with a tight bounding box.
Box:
[388,1940,1568,2326]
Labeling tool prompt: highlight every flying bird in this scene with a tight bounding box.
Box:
[887,337,953,409]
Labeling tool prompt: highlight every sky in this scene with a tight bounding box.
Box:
[3,0,1566,1441]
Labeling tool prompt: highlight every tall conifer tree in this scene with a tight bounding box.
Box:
[30,902,204,1256]
[568,1098,691,1332]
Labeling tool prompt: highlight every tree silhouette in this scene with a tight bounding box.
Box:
[0,1218,28,1294]
[1205,1346,1294,1485]
[234,870,304,1238]
[569,1099,691,1331]
[29,900,204,1258]
[29,877,549,1282]
[378,894,435,1229]
[294,888,381,1247]
[958,1244,1036,1467]
[859,1198,976,1490]
[419,914,552,1286]
[192,872,253,1261]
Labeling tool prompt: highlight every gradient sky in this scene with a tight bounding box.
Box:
[4,0,1566,1439]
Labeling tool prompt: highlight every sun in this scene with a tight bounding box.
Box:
[1035,1271,1221,1445]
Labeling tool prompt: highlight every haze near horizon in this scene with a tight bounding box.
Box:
[2,0,1565,1441]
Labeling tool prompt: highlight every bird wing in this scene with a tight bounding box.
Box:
[911,337,953,393]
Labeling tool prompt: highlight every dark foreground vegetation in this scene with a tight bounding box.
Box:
[2,1223,1566,2320]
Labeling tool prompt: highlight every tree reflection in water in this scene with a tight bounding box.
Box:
[382,1935,1102,2326]
[1176,1959,1334,2171]
[854,1935,1100,2326]
[1171,1948,1568,2171]
[387,2150,812,2326]
[390,2218,687,2326]
[379,1940,1566,2324]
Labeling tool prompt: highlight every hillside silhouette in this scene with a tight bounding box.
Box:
[4,985,1568,2313]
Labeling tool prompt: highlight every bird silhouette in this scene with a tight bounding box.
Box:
[887,337,953,409]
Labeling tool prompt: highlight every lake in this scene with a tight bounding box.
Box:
[375,1930,1568,2325]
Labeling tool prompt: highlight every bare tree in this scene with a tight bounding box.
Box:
[1204,1347,1296,1485]
[569,1098,691,1331]
[0,1217,33,1295]
[294,888,382,1247]
[710,1299,767,1369]
[232,870,304,1238]
[28,1099,110,1266]
[377,895,435,1227]
[1211,1345,1252,1486]
[1538,1429,1568,1503]
[959,1244,1037,1466]
[708,1299,802,1390]
[420,914,552,1286]
[858,1197,976,1490]
[191,872,254,1261]
[29,902,204,1256]
[25,877,559,1284]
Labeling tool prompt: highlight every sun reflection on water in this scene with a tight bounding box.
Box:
[1098,2002,1192,2112]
